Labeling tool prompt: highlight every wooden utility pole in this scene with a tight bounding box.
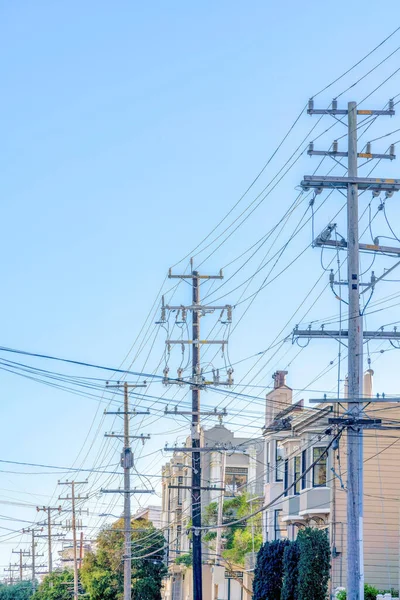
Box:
[163,261,233,600]
[12,549,30,581]
[59,481,88,600]
[22,527,45,589]
[36,505,62,573]
[295,97,400,600]
[102,381,152,600]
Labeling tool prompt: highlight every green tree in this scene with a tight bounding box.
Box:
[32,570,73,600]
[281,541,299,600]
[297,528,330,600]
[253,539,289,600]
[0,582,34,600]
[203,493,263,567]
[80,518,166,600]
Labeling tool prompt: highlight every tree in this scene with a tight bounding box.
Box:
[281,541,299,600]
[80,517,166,600]
[0,582,34,600]
[32,570,73,600]
[297,528,330,600]
[203,493,263,566]
[253,539,289,600]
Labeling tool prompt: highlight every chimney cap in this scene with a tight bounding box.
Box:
[273,370,288,389]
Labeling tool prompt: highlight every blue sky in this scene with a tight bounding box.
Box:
[1,0,400,573]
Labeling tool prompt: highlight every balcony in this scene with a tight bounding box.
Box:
[281,495,300,520]
[299,487,330,519]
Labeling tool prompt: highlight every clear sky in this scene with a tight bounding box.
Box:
[1,0,400,574]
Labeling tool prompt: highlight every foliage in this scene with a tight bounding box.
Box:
[253,539,289,600]
[297,528,330,600]
[174,554,192,567]
[281,541,299,600]
[0,582,34,600]
[80,518,166,600]
[336,584,384,600]
[32,570,73,600]
[203,493,263,566]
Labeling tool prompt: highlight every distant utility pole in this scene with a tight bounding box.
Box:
[22,528,45,588]
[58,481,88,600]
[102,381,153,600]
[4,564,19,585]
[12,549,30,581]
[36,505,63,573]
[294,97,400,600]
[161,260,233,600]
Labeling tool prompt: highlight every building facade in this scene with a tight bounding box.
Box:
[263,369,400,593]
[161,424,264,600]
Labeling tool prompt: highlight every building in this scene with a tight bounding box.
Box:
[132,505,162,529]
[161,424,264,600]
[263,369,400,593]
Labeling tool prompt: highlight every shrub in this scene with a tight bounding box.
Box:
[281,541,299,600]
[297,528,330,600]
[253,539,289,600]
[335,584,381,600]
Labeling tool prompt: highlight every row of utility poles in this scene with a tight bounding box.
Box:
[6,488,88,596]
[4,382,152,599]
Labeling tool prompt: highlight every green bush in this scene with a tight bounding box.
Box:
[253,539,289,600]
[297,528,330,600]
[335,583,382,600]
[281,541,299,600]
[174,553,192,567]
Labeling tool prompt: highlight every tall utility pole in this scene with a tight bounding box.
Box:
[59,481,88,600]
[102,381,153,600]
[12,549,30,581]
[294,97,400,600]
[162,261,233,600]
[36,505,62,573]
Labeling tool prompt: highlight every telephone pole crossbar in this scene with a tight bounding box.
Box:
[298,98,399,600]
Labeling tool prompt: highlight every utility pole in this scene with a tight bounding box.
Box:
[36,505,62,573]
[294,98,400,600]
[4,564,19,585]
[58,481,88,600]
[102,381,153,600]
[22,528,44,589]
[161,260,233,600]
[215,451,226,565]
[12,549,30,581]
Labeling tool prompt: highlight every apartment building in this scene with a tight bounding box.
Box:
[161,424,264,600]
[263,369,400,593]
[132,505,162,529]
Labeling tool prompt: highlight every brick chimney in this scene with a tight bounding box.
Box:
[273,370,288,389]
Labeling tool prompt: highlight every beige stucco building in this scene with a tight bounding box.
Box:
[161,424,263,600]
[263,369,400,593]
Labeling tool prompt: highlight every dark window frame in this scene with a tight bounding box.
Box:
[293,455,301,495]
[312,447,327,487]
[301,449,307,490]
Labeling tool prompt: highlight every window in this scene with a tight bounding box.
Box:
[266,442,271,483]
[275,441,285,482]
[284,459,289,496]
[313,447,327,487]
[294,455,301,495]
[301,449,307,490]
[176,525,181,551]
[177,476,183,506]
[225,467,248,496]
[274,509,287,540]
